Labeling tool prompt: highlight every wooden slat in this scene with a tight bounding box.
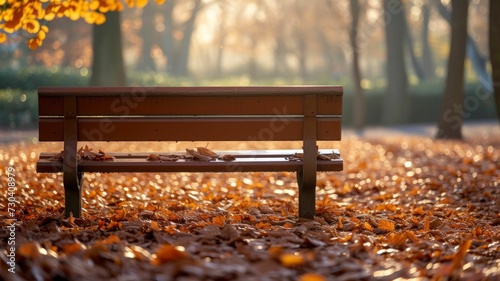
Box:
[38,86,343,116]
[39,95,343,116]
[37,150,343,173]
[38,116,342,142]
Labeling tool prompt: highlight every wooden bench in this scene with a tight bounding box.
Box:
[36,86,343,219]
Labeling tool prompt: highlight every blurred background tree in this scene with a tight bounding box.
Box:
[436,0,468,139]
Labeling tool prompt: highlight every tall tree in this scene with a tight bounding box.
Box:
[90,12,126,86]
[436,0,468,139]
[137,2,158,72]
[382,0,409,124]
[405,15,426,83]
[490,0,500,122]
[174,0,203,76]
[349,0,365,130]
[421,2,436,79]
[160,0,203,76]
[161,0,176,74]
[435,0,492,93]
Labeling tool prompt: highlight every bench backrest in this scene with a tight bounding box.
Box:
[38,86,343,142]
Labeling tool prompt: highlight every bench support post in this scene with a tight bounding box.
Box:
[63,96,83,218]
[298,95,317,219]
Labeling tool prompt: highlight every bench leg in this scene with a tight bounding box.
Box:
[64,171,84,218]
[297,170,316,219]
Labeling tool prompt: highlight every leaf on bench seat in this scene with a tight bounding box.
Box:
[219,154,236,161]
[49,146,114,161]
[196,147,219,158]
[49,151,68,162]
[286,151,341,161]
[146,154,180,162]
[186,149,214,162]
[78,146,115,161]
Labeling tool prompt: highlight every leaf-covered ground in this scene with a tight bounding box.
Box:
[0,127,499,280]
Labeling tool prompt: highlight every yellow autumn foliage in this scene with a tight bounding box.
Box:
[0,0,165,49]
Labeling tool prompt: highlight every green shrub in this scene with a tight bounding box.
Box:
[0,89,37,128]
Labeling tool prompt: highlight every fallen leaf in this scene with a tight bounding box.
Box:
[153,244,188,265]
[378,219,395,232]
[280,252,305,268]
[196,147,219,158]
[186,148,214,161]
[220,154,236,161]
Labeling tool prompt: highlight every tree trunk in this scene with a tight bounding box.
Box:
[421,2,435,79]
[490,0,500,122]
[297,37,307,80]
[349,0,364,130]
[90,12,126,86]
[214,3,227,77]
[436,0,468,139]
[137,2,157,72]
[294,0,307,80]
[162,0,176,74]
[171,0,202,77]
[317,30,333,77]
[435,0,492,92]
[406,20,426,83]
[382,0,408,124]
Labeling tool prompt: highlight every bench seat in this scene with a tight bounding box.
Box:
[37,149,342,173]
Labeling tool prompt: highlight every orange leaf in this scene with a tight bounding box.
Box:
[212,215,226,227]
[406,230,420,243]
[150,221,161,231]
[364,221,373,231]
[102,234,121,244]
[62,242,83,255]
[280,253,305,268]
[412,206,425,215]
[136,0,148,8]
[18,242,41,259]
[153,244,187,265]
[156,0,165,4]
[378,219,395,232]
[0,33,7,43]
[451,238,472,271]
[387,232,407,248]
[268,245,283,259]
[28,38,42,50]
[299,273,326,281]
[255,222,271,229]
[424,217,430,231]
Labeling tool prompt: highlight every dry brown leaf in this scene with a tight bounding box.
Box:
[186,148,214,161]
[146,154,160,161]
[220,154,236,161]
[196,147,219,158]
